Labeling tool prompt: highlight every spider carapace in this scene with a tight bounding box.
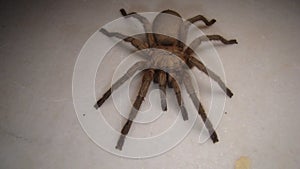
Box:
[95,8,237,150]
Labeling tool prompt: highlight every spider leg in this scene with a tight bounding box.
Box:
[187,15,216,26]
[184,35,237,54]
[187,56,233,98]
[120,8,155,47]
[179,15,216,49]
[94,61,147,109]
[116,69,154,150]
[100,28,149,50]
[158,70,167,111]
[170,76,188,121]
[183,72,219,143]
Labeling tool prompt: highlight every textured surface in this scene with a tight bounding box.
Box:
[1,0,300,168]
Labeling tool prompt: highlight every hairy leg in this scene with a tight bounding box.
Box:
[187,15,216,26]
[187,56,233,97]
[157,70,167,111]
[183,72,219,143]
[100,28,149,50]
[116,69,154,150]
[178,15,216,50]
[94,61,147,109]
[185,35,237,55]
[170,76,188,120]
[120,8,155,47]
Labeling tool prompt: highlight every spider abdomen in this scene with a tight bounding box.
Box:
[152,9,183,46]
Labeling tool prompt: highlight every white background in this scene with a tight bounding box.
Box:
[1,0,300,168]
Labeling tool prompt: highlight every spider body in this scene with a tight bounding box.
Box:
[96,8,237,150]
[150,50,183,72]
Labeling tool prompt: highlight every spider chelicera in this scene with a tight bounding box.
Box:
[95,8,237,150]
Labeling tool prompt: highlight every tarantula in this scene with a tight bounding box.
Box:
[95,8,237,150]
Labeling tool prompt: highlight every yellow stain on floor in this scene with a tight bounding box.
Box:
[235,156,251,169]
